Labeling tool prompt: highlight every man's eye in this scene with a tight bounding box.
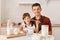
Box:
[38,8,40,10]
[33,9,36,11]
[37,8,39,10]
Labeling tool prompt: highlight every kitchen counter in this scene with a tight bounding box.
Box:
[52,24,60,27]
[1,24,60,28]
[0,33,26,39]
[0,33,54,40]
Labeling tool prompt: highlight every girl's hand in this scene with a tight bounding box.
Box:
[24,29,28,33]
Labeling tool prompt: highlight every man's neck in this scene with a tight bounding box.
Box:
[35,15,41,20]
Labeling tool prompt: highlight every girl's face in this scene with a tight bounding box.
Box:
[24,16,31,24]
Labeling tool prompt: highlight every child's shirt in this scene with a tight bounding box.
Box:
[22,22,35,35]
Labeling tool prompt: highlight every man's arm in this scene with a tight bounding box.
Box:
[48,18,52,35]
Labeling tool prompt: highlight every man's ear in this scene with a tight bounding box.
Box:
[41,8,42,11]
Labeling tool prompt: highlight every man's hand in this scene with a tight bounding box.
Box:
[39,30,41,34]
[49,31,52,35]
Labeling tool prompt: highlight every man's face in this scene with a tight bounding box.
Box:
[32,6,42,16]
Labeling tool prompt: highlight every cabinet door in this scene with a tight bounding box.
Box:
[52,27,60,40]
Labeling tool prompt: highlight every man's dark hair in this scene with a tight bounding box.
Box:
[32,3,41,8]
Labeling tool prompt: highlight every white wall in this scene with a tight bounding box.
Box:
[1,0,60,24]
[1,0,6,23]
[45,1,60,24]
[2,0,47,23]
[0,0,1,26]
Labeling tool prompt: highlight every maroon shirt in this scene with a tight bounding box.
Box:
[31,15,52,32]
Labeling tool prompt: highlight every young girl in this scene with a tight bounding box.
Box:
[20,13,35,35]
[18,13,42,40]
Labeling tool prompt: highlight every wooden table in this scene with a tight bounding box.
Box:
[0,33,54,40]
[0,33,26,39]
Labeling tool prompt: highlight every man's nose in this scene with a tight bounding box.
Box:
[35,10,38,12]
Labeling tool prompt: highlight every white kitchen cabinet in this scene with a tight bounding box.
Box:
[0,28,7,35]
[52,27,60,40]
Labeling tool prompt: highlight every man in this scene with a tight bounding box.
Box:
[31,3,52,35]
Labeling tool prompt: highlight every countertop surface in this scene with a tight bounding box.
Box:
[1,24,60,28]
[0,33,26,39]
[0,33,54,40]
